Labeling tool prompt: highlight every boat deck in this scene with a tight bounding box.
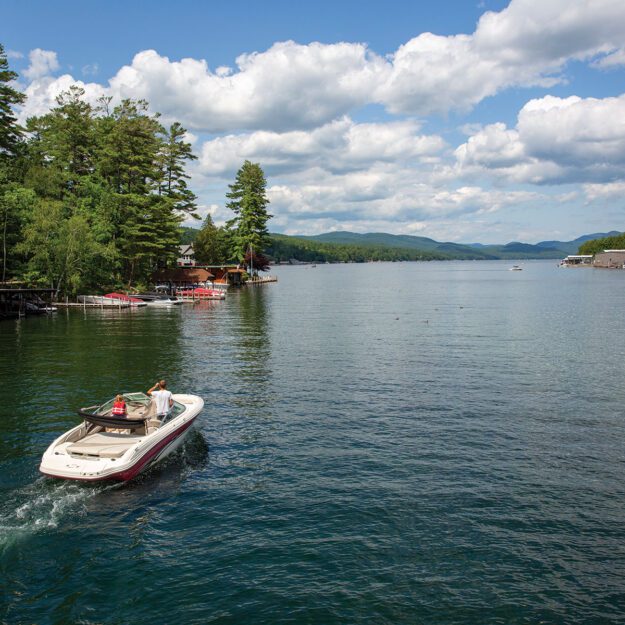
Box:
[65,432,143,458]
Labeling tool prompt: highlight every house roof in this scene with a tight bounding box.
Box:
[178,244,194,256]
[155,267,214,282]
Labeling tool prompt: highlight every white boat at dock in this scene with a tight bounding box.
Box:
[77,295,131,307]
[133,292,183,306]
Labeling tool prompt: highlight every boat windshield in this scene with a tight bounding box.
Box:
[96,392,185,422]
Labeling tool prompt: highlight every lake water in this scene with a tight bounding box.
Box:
[1,261,625,624]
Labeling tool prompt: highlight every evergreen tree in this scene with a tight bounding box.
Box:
[159,122,198,217]
[95,99,181,285]
[193,214,230,265]
[226,160,272,263]
[0,44,25,157]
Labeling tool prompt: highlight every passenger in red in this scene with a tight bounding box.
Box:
[112,394,127,417]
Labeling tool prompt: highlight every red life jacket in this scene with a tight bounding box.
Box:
[112,400,126,416]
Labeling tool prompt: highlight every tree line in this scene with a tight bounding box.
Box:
[0,44,272,294]
[265,235,450,263]
[578,232,625,255]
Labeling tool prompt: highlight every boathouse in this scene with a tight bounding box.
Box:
[562,255,593,266]
[154,265,246,287]
[204,265,246,286]
[0,285,56,320]
[154,267,215,287]
[593,250,625,268]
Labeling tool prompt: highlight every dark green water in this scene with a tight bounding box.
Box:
[1,261,625,624]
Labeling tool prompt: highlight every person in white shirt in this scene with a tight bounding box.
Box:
[147,379,174,417]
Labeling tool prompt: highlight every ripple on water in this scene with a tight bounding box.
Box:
[1,262,625,624]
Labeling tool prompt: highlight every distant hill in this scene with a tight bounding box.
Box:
[535,231,621,255]
[292,230,623,261]
[179,226,623,262]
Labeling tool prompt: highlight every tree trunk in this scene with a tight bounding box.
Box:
[2,207,7,283]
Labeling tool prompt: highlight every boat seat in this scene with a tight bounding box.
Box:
[67,432,142,458]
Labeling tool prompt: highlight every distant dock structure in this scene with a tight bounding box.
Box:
[0,286,56,320]
[593,250,625,269]
[560,255,593,267]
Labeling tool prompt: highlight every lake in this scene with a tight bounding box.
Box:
[1,260,624,624]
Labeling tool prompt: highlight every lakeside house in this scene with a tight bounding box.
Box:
[177,244,196,267]
[593,249,625,268]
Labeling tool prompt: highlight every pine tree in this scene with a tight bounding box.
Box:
[0,44,25,157]
[226,160,272,263]
[159,122,198,217]
[193,214,230,265]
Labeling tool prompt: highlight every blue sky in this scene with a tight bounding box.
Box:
[3,0,625,243]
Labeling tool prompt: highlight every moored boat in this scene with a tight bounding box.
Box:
[78,295,131,307]
[39,392,204,482]
[133,292,183,305]
[105,293,148,307]
[176,287,226,300]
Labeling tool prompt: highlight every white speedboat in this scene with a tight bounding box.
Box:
[133,292,183,306]
[77,295,131,307]
[40,392,204,482]
[104,293,148,307]
[509,265,523,271]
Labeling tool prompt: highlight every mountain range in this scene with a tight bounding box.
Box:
[292,231,622,260]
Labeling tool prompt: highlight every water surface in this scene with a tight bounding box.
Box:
[1,261,624,624]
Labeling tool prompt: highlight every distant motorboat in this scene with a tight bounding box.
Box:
[509,265,523,271]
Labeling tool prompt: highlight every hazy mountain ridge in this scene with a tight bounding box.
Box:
[294,230,622,259]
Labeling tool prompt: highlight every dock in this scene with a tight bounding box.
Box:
[55,301,131,308]
[247,275,278,285]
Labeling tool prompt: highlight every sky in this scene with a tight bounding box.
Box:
[2,0,625,243]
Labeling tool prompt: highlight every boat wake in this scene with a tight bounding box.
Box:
[0,478,119,550]
[1,433,208,551]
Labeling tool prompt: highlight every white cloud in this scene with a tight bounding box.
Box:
[376,0,625,115]
[6,49,24,60]
[20,75,106,121]
[18,1,625,132]
[592,47,625,68]
[583,181,625,201]
[196,118,446,178]
[265,163,538,229]
[81,63,99,76]
[455,93,625,184]
[107,44,387,132]
[23,49,60,80]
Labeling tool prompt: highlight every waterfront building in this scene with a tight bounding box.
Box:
[561,255,593,266]
[177,244,197,267]
[593,250,625,268]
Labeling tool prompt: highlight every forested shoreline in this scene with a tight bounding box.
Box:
[0,44,272,295]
